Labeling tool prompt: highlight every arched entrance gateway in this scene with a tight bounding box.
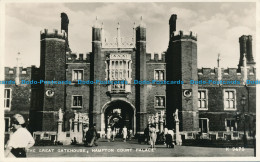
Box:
[101,100,136,137]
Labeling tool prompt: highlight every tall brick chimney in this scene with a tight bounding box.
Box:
[89,17,102,128]
[238,35,255,70]
[135,17,147,134]
[61,12,70,51]
[246,35,254,63]
[61,12,69,36]
[169,14,177,40]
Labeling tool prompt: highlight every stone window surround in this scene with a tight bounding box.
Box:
[199,118,209,134]
[72,69,84,82]
[154,95,166,108]
[225,118,237,132]
[4,88,12,110]
[71,95,83,108]
[223,89,237,111]
[154,69,165,81]
[198,89,208,110]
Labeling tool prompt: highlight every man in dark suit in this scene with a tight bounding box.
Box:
[85,123,98,147]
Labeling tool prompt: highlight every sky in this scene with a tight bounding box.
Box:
[3,2,256,68]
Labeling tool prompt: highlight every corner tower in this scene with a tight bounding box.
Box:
[37,29,67,131]
[166,14,199,132]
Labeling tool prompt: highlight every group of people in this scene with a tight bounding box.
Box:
[106,125,133,142]
[144,124,175,148]
[4,114,174,158]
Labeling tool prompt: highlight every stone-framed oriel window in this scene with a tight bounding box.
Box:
[105,53,132,92]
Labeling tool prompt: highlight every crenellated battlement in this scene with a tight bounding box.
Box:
[172,30,197,41]
[146,52,166,63]
[5,67,32,75]
[197,67,256,81]
[66,52,91,63]
[40,29,67,40]
[197,68,217,75]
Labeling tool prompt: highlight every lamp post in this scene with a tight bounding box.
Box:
[241,95,247,147]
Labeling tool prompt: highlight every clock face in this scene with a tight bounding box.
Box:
[183,90,192,97]
[46,89,54,97]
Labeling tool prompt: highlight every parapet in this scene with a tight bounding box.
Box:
[197,67,256,81]
[198,68,217,75]
[198,68,240,76]
[5,67,32,75]
[66,52,91,63]
[40,29,67,40]
[146,52,166,63]
[223,68,237,75]
[172,30,197,41]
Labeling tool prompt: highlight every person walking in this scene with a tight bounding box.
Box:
[129,129,133,140]
[165,131,174,148]
[87,123,98,147]
[144,125,150,144]
[122,126,127,142]
[83,125,89,139]
[149,124,157,148]
[106,125,112,142]
[5,114,35,158]
[112,127,116,142]
[167,129,174,143]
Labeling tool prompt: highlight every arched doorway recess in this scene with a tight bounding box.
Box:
[101,100,136,136]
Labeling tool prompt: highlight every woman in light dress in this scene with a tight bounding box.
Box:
[122,126,128,142]
[149,124,157,148]
[5,114,35,158]
[107,125,112,142]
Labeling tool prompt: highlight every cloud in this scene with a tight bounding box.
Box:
[4,2,256,68]
[191,5,256,68]
[5,15,41,67]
